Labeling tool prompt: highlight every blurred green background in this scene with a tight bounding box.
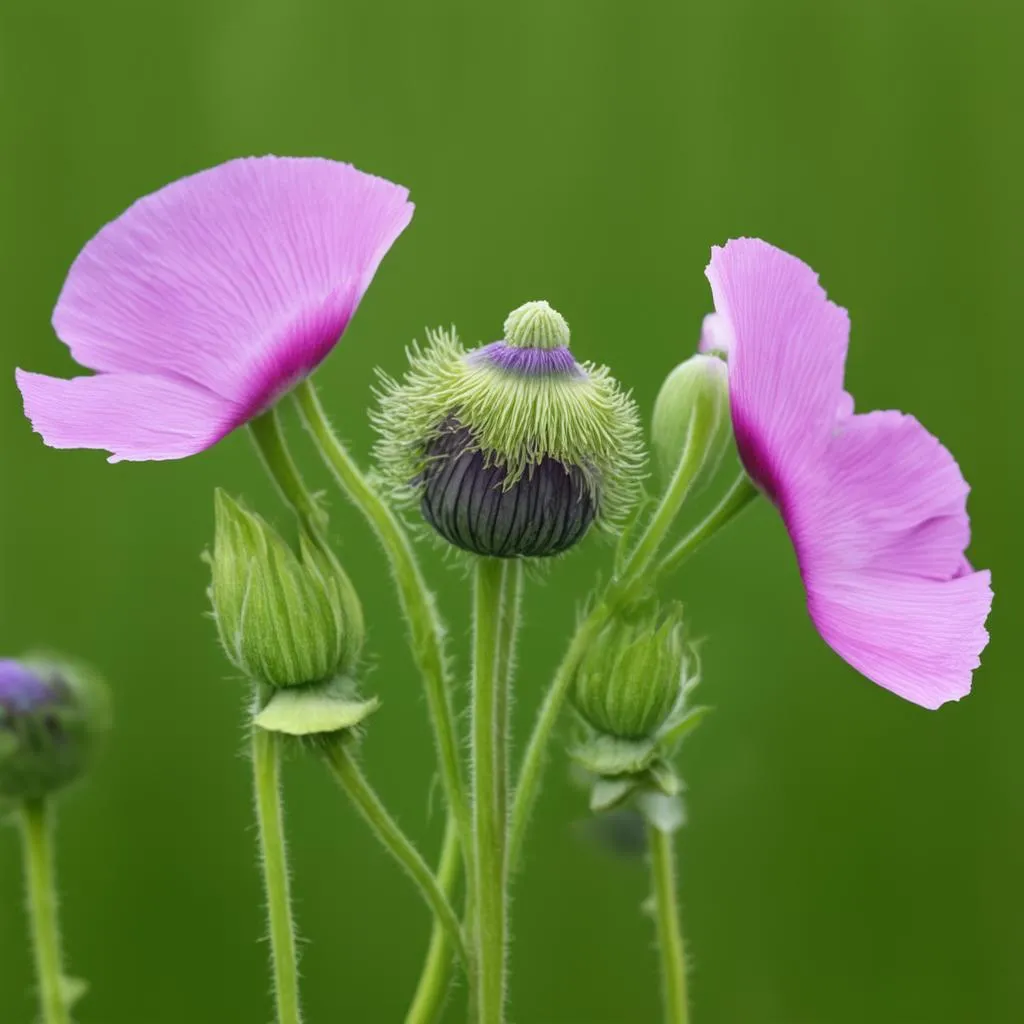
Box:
[1,1,1019,1021]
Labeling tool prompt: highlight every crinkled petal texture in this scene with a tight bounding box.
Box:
[18,156,413,461]
[707,238,992,708]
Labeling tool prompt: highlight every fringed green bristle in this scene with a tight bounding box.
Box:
[372,327,646,532]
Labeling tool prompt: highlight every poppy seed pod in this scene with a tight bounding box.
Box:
[0,657,109,801]
[374,300,644,558]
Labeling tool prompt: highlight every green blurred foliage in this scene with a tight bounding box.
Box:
[0,1,1020,1021]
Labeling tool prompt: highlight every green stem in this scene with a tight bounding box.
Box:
[404,818,463,1024]
[619,390,721,588]
[471,558,509,1024]
[250,407,328,536]
[405,561,522,1024]
[658,473,760,579]
[322,740,468,967]
[252,727,302,1024]
[507,609,608,874]
[495,560,523,836]
[648,825,689,1024]
[293,380,471,876]
[249,406,365,641]
[509,432,755,873]
[20,799,69,1024]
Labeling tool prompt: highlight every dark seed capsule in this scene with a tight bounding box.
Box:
[420,424,596,557]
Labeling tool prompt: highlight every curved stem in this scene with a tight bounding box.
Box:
[322,740,468,967]
[293,380,471,875]
[252,727,302,1024]
[508,608,607,873]
[20,799,69,1024]
[509,437,756,873]
[619,390,720,587]
[250,407,328,536]
[249,406,365,642]
[405,818,463,1024]
[658,473,759,579]
[648,825,689,1024]
[471,558,508,1024]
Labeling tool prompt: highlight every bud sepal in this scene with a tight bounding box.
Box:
[253,677,380,737]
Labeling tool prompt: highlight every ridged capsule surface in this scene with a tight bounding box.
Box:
[421,424,596,557]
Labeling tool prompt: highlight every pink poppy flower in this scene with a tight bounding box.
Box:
[17,156,413,461]
[703,238,992,708]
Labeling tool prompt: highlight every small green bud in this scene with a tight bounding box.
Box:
[572,605,691,741]
[210,491,364,689]
[0,656,109,801]
[651,353,731,483]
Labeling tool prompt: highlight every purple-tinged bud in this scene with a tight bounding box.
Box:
[0,657,108,801]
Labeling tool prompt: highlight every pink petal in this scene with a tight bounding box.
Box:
[16,369,241,462]
[807,570,992,708]
[704,237,992,707]
[51,156,413,411]
[706,238,850,502]
[789,411,972,583]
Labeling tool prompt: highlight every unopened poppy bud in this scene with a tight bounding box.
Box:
[209,491,364,690]
[572,604,691,741]
[374,300,644,558]
[0,657,109,801]
[651,353,731,483]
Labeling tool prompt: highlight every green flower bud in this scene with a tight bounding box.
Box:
[572,604,690,741]
[373,301,645,558]
[0,656,109,801]
[209,491,364,689]
[651,353,731,483]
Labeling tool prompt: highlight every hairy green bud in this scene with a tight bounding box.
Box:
[0,656,109,801]
[209,491,364,690]
[373,301,645,558]
[573,604,690,741]
[651,352,731,483]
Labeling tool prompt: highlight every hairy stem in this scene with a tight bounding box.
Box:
[619,390,722,585]
[406,561,522,1024]
[510,412,757,871]
[471,558,509,1024]
[658,473,759,578]
[250,406,328,536]
[404,817,463,1024]
[648,825,689,1024]
[507,609,607,873]
[322,739,467,966]
[495,560,523,837]
[293,380,471,877]
[252,727,302,1024]
[20,799,69,1024]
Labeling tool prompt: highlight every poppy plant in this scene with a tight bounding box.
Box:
[703,238,992,708]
